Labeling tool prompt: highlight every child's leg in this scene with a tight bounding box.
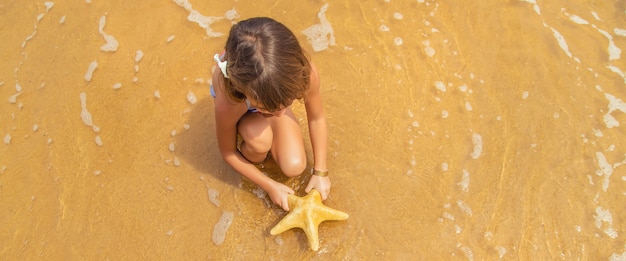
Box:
[265,109,306,177]
[237,112,273,164]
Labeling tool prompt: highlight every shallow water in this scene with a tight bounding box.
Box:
[1,0,625,259]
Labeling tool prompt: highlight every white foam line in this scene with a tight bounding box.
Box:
[187,90,197,104]
[44,2,54,11]
[84,61,98,81]
[565,12,589,25]
[562,11,622,77]
[548,26,573,59]
[603,92,626,128]
[224,8,240,21]
[458,169,470,192]
[80,92,94,127]
[8,92,23,103]
[606,66,626,84]
[422,40,436,57]
[302,4,335,52]
[595,152,613,192]
[135,50,144,62]
[79,92,100,132]
[173,0,224,38]
[456,200,473,216]
[208,188,220,207]
[470,133,482,159]
[212,211,234,245]
[610,251,626,260]
[23,2,55,47]
[591,12,601,21]
[21,30,38,49]
[592,26,621,60]
[594,206,618,238]
[99,15,119,52]
[496,246,507,259]
[459,246,474,261]
[616,28,626,37]
[434,81,446,92]
[521,0,541,15]
[613,156,626,169]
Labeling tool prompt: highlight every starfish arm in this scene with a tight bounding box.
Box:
[316,205,349,221]
[270,213,303,235]
[303,215,321,251]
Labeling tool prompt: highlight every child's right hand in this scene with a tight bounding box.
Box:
[267,181,295,211]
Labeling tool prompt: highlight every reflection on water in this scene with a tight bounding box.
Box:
[1,0,625,259]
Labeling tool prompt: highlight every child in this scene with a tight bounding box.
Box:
[211,17,330,211]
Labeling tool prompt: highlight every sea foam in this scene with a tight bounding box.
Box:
[434,81,446,92]
[187,91,197,104]
[84,61,98,81]
[302,4,336,52]
[594,206,618,238]
[457,200,473,216]
[79,92,99,132]
[79,92,93,127]
[212,211,234,245]
[603,93,626,128]
[549,27,573,59]
[208,188,220,207]
[99,16,119,52]
[173,0,224,38]
[595,152,613,192]
[135,50,144,62]
[470,133,482,159]
[521,0,541,15]
[458,169,470,192]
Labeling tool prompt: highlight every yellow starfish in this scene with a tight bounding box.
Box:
[270,189,349,251]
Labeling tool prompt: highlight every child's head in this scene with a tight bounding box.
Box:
[223,17,311,112]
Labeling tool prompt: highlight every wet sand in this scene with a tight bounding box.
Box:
[1,0,625,259]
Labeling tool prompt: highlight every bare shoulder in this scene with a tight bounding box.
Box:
[308,62,321,95]
[212,65,246,117]
[304,62,324,114]
[212,65,224,95]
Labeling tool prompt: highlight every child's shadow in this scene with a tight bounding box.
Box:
[174,97,238,187]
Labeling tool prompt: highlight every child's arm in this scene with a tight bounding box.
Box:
[212,69,295,211]
[303,64,332,199]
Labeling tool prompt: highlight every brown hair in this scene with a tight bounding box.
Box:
[223,17,311,112]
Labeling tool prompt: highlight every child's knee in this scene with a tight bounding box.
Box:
[281,156,307,177]
[243,131,272,154]
[239,121,273,154]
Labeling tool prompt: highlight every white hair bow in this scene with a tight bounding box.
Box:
[214,53,229,78]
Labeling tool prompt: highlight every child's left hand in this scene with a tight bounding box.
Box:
[305,175,331,200]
